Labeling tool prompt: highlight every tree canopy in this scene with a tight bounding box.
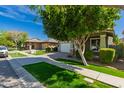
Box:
[7,31,28,49]
[31,5,120,41]
[30,5,120,65]
[0,31,14,47]
[0,31,28,49]
[113,34,120,45]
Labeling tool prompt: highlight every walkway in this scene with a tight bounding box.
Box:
[9,55,124,88]
[0,60,24,88]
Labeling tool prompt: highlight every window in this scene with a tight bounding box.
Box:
[90,38,100,52]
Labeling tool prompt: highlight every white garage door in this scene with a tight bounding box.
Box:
[60,43,71,53]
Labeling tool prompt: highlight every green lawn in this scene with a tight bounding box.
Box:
[33,50,46,55]
[9,52,27,58]
[8,48,16,51]
[23,62,112,88]
[55,58,124,78]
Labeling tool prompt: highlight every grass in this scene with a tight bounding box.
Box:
[33,50,46,55]
[55,58,124,78]
[8,48,16,51]
[23,62,112,88]
[9,52,27,58]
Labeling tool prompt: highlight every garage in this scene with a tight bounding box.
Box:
[59,42,72,53]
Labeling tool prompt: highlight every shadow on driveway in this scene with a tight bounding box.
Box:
[0,60,23,88]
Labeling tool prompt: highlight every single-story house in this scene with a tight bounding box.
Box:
[58,29,114,53]
[41,39,59,49]
[24,38,58,50]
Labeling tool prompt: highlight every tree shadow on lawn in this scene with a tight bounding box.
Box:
[24,62,93,88]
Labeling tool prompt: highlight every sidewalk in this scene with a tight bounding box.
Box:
[9,56,124,88]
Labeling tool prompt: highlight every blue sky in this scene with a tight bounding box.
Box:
[0,6,124,40]
[0,5,47,40]
[114,10,124,38]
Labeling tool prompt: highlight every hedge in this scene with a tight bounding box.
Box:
[84,50,94,60]
[100,48,116,64]
[45,47,51,52]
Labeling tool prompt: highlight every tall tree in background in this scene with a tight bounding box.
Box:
[7,31,28,50]
[113,34,120,45]
[0,31,14,47]
[30,5,120,65]
[18,32,28,49]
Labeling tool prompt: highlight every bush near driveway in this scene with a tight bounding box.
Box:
[23,62,112,88]
[45,47,52,53]
[45,47,58,53]
[34,50,46,55]
[100,48,116,64]
[52,47,58,52]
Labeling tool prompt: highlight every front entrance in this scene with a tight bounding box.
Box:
[90,38,100,52]
[32,45,35,49]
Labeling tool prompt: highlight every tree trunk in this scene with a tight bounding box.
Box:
[77,44,88,66]
[16,42,18,50]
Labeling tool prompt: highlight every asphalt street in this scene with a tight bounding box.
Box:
[0,59,24,88]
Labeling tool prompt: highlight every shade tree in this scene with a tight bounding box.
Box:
[30,5,120,65]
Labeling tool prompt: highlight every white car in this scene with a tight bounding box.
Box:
[0,46,8,57]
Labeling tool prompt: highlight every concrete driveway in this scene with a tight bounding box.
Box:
[0,59,24,88]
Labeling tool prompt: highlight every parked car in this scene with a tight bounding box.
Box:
[0,46,8,57]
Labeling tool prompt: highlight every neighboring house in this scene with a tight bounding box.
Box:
[25,38,58,50]
[58,29,114,53]
[25,38,43,50]
[41,38,59,50]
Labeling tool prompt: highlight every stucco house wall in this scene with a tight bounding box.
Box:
[58,31,114,53]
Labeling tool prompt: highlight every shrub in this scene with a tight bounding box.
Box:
[109,43,124,59]
[75,50,93,60]
[84,50,94,61]
[53,47,58,52]
[100,48,116,64]
[34,50,46,55]
[46,47,51,52]
[118,43,124,58]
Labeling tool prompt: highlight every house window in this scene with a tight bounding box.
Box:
[90,38,100,52]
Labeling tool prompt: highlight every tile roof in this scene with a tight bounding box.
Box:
[26,38,42,43]
[43,38,58,43]
[26,38,58,43]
